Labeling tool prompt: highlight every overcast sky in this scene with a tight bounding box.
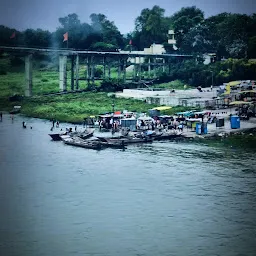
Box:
[0,0,255,34]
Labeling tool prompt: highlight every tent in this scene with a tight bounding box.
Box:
[151,106,172,111]
[229,101,252,105]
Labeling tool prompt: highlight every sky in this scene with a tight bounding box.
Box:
[0,0,255,34]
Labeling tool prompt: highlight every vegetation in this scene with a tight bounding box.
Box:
[201,131,256,150]
[21,92,157,123]
[0,70,196,122]
[1,6,256,122]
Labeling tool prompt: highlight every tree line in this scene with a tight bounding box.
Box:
[0,6,256,58]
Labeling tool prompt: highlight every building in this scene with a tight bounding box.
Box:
[167,30,177,50]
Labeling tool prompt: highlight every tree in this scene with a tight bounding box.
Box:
[133,5,170,49]
[56,13,93,49]
[90,13,124,48]
[180,23,212,54]
[205,13,252,59]
[170,6,204,49]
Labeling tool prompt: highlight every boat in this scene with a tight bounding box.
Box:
[62,136,102,150]
[49,129,94,141]
[102,137,153,145]
[49,133,63,141]
[77,130,94,140]
[99,140,126,149]
[96,135,125,142]
[152,132,182,141]
[10,106,21,114]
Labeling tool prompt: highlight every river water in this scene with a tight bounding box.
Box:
[0,114,256,256]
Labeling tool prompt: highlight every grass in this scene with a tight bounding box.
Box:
[202,131,256,150]
[0,59,194,122]
[21,92,161,123]
[151,80,191,90]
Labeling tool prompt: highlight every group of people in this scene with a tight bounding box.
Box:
[0,112,15,122]
[99,118,120,130]
[136,117,185,132]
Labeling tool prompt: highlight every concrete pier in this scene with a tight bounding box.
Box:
[75,55,79,90]
[59,55,67,91]
[25,54,33,97]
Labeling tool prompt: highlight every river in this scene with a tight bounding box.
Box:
[0,114,256,256]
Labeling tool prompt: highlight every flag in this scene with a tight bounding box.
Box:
[129,39,132,45]
[10,32,16,39]
[63,32,68,42]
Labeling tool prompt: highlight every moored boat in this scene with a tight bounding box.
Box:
[62,136,102,150]
[49,129,94,141]
[49,133,62,141]
[77,130,94,140]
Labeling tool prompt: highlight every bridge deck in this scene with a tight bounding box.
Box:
[0,46,192,58]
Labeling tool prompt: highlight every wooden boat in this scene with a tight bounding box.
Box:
[153,133,182,141]
[49,129,93,141]
[96,135,125,142]
[62,137,102,150]
[77,130,94,140]
[102,137,153,145]
[100,141,126,149]
[49,133,62,141]
[10,106,21,114]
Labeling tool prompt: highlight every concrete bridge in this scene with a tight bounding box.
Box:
[0,46,193,97]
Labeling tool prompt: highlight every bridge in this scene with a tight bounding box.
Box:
[0,46,193,97]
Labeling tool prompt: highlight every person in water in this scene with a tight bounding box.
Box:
[0,112,2,121]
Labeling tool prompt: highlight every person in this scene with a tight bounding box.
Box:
[151,121,155,131]
[0,112,2,121]
[211,85,213,91]
[56,121,59,128]
[22,121,26,128]
[75,126,77,132]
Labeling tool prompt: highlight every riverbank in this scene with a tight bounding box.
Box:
[0,70,192,122]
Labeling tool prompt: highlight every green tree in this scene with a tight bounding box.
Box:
[23,29,51,48]
[56,13,93,49]
[90,13,124,48]
[133,5,170,49]
[170,6,204,49]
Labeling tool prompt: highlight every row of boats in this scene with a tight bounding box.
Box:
[49,129,183,150]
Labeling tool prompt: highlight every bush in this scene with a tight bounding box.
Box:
[99,78,124,92]
[41,78,49,82]
[0,70,7,75]
[94,67,103,78]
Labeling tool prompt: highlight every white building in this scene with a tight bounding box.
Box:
[168,30,177,50]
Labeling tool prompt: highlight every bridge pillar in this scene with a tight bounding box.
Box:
[162,58,166,73]
[108,63,111,78]
[123,59,127,83]
[153,58,157,78]
[118,58,121,82]
[91,56,95,83]
[138,57,142,81]
[71,56,75,91]
[103,57,106,79]
[86,57,90,84]
[25,54,33,97]
[168,58,171,75]
[75,55,79,90]
[148,58,151,78]
[133,58,136,81]
[59,55,67,91]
